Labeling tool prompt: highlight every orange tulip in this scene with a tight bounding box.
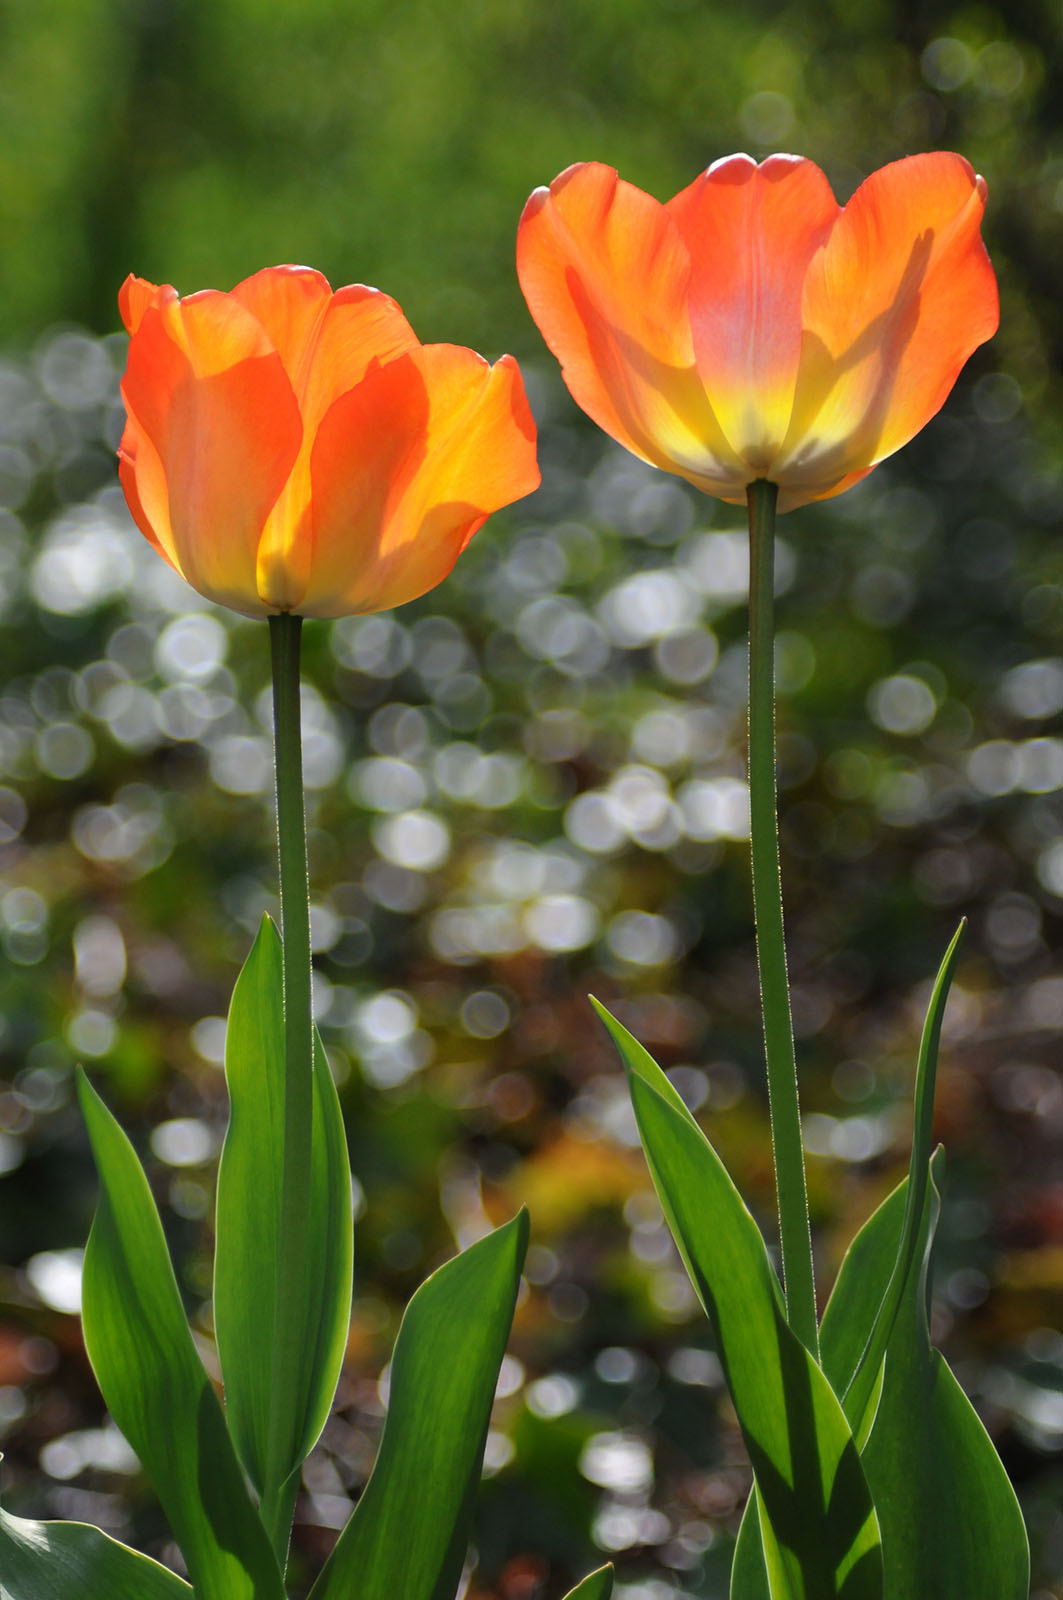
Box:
[517,153,997,511]
[118,266,540,617]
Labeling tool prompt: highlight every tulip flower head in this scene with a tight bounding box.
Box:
[118,267,540,617]
[517,152,997,511]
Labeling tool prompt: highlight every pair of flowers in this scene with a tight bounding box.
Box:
[119,151,997,619]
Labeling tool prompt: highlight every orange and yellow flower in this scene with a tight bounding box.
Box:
[516,152,997,511]
[118,266,540,617]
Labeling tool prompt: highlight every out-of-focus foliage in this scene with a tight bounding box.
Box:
[0,1,1059,1597]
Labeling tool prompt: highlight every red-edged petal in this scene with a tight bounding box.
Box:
[118,275,171,336]
[299,284,420,428]
[777,152,998,499]
[173,287,281,378]
[517,163,745,493]
[251,285,422,606]
[164,356,304,614]
[117,418,175,567]
[230,265,334,378]
[231,266,420,425]
[121,291,303,613]
[666,154,839,467]
[300,346,539,617]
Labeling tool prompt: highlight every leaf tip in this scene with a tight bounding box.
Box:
[511,1204,531,1260]
[586,994,630,1056]
[74,1064,100,1119]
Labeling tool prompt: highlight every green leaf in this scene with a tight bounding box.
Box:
[0,1495,192,1599]
[561,1565,614,1600]
[309,1210,529,1600]
[820,1151,1029,1599]
[214,915,354,1492]
[592,1001,881,1600]
[834,923,963,1435]
[75,1071,284,1600]
[731,1490,770,1600]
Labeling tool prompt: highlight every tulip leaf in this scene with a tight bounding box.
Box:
[592,1001,881,1600]
[834,923,963,1436]
[561,1565,614,1600]
[819,1151,1029,1598]
[75,1071,285,1600]
[309,1210,529,1600]
[214,914,354,1493]
[730,1489,771,1600]
[0,1496,192,1599]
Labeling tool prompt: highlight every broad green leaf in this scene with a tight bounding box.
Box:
[76,1072,284,1600]
[731,1489,770,1600]
[836,923,963,1435]
[309,1210,529,1600]
[214,915,354,1491]
[820,1151,1029,1599]
[561,1565,614,1600]
[0,1496,192,1599]
[593,1002,881,1600]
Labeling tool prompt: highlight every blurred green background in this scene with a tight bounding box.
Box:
[0,0,1060,1594]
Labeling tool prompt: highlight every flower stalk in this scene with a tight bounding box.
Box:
[261,610,314,1562]
[746,478,818,1358]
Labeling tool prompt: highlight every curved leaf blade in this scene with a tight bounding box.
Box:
[593,1001,881,1600]
[214,915,354,1491]
[837,923,964,1434]
[821,1152,1029,1599]
[562,1564,614,1600]
[76,1071,284,1600]
[309,1210,529,1600]
[0,1499,192,1599]
[731,1491,770,1600]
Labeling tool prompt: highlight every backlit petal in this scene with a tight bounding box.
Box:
[230,265,334,380]
[164,356,304,614]
[117,418,175,568]
[252,286,422,606]
[666,154,838,466]
[174,288,281,379]
[299,284,421,430]
[119,274,169,336]
[778,152,998,498]
[303,346,539,618]
[122,294,303,613]
[517,162,745,492]
[119,268,538,617]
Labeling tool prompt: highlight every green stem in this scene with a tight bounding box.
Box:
[746,480,819,1358]
[263,611,314,1566]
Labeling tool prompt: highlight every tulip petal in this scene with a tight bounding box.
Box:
[119,268,535,617]
[517,162,746,495]
[119,274,168,337]
[302,346,539,618]
[302,285,421,427]
[122,292,303,614]
[118,418,175,567]
[166,360,303,614]
[251,286,423,609]
[665,154,839,468]
[230,265,335,378]
[231,268,421,420]
[777,152,998,500]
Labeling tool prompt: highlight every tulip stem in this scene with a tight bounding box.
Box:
[746,479,819,1359]
[263,611,314,1567]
